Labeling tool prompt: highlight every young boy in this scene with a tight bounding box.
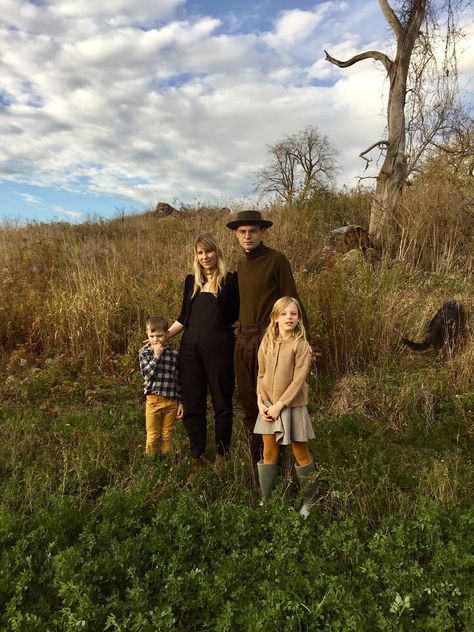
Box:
[139,316,183,456]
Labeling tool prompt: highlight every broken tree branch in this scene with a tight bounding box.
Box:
[324,49,393,74]
[359,140,389,170]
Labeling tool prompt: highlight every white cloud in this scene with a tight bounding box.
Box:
[458,20,474,95]
[53,0,185,23]
[18,192,42,205]
[0,0,472,212]
[51,205,85,220]
[263,7,327,48]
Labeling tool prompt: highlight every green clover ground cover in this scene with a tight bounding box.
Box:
[0,378,472,631]
[1,488,473,631]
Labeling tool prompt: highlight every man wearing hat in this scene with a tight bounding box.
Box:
[226,210,308,464]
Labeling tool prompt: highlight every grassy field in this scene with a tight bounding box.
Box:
[0,180,473,630]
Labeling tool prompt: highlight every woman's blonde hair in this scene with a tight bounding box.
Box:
[260,296,308,358]
[192,233,227,297]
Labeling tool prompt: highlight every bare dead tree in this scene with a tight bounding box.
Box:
[289,127,340,200]
[255,141,298,204]
[325,0,470,249]
[255,126,339,204]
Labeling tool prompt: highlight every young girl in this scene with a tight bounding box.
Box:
[254,296,317,517]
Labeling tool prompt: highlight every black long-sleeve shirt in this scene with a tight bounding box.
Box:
[176,272,239,329]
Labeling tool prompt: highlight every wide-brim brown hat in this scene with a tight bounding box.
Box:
[226,209,273,230]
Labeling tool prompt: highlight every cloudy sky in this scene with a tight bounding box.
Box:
[1,0,473,223]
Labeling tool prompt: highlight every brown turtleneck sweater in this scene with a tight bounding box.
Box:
[237,243,308,328]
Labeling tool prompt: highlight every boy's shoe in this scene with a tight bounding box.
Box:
[144,451,159,460]
[159,452,175,468]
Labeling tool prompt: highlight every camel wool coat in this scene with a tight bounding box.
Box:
[257,338,312,408]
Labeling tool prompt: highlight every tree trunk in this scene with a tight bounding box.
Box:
[369,48,409,247]
[369,1,427,248]
[326,0,428,249]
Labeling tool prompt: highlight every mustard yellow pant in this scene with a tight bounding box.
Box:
[262,434,312,466]
[145,394,178,455]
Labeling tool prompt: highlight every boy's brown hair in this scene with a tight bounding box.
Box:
[146,316,168,332]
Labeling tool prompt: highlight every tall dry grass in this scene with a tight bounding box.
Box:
[1,183,473,527]
[1,179,472,383]
[394,170,474,273]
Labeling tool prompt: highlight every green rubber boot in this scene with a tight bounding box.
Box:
[295,460,318,519]
[257,461,279,501]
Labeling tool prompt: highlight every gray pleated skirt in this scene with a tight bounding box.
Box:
[253,402,316,445]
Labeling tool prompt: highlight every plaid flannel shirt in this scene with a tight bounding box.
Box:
[139,344,183,403]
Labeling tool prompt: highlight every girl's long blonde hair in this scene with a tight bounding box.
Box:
[192,233,227,297]
[260,296,309,359]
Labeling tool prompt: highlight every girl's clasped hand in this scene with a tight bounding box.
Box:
[259,401,284,421]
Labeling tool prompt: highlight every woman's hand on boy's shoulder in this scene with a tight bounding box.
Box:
[139,341,151,353]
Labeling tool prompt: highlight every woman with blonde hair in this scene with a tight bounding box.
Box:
[254,296,317,517]
[167,233,239,467]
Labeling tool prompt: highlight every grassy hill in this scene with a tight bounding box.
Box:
[0,182,473,630]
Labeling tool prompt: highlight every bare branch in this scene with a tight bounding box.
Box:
[379,0,405,39]
[359,141,389,171]
[356,175,378,184]
[325,49,393,74]
[405,1,429,44]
